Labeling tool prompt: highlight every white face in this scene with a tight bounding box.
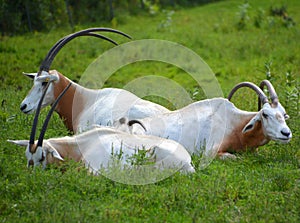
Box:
[25,145,47,168]
[260,103,292,143]
[20,71,57,114]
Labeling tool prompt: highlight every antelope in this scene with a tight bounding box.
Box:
[9,79,194,174]
[20,28,169,133]
[118,80,292,159]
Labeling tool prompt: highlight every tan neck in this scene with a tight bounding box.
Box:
[53,72,77,132]
[219,114,269,153]
[45,138,82,163]
[239,118,269,149]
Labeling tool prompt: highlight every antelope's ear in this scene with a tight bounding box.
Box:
[22,72,37,80]
[36,74,58,83]
[7,139,29,147]
[48,146,64,161]
[52,150,64,161]
[242,113,261,133]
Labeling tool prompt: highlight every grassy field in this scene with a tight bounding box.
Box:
[1,0,299,222]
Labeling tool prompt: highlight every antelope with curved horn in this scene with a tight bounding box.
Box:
[118,80,292,159]
[9,82,194,173]
[20,28,169,133]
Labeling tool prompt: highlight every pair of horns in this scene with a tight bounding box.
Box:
[258,80,278,110]
[227,80,279,110]
[29,83,72,153]
[38,27,132,74]
[118,117,147,132]
[128,120,147,132]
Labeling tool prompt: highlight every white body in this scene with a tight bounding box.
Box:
[8,127,195,175]
[20,70,169,133]
[126,98,292,158]
[73,85,168,133]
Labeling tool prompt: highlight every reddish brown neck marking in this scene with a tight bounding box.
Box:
[52,72,76,132]
[240,120,268,149]
[46,140,82,163]
[219,115,269,153]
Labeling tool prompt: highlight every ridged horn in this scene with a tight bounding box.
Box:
[37,83,72,147]
[128,120,147,132]
[259,80,279,110]
[38,27,132,75]
[227,82,269,105]
[29,82,51,153]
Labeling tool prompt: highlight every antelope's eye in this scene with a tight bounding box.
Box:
[284,114,289,120]
[262,112,268,119]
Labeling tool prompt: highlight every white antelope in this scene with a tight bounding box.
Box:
[20,28,169,133]
[119,80,292,159]
[10,81,194,175]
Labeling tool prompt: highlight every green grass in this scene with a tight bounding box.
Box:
[1,0,299,222]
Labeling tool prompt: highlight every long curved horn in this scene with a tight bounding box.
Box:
[38,28,132,74]
[227,82,269,105]
[42,32,119,68]
[29,82,51,153]
[128,120,147,132]
[259,80,279,109]
[37,83,72,147]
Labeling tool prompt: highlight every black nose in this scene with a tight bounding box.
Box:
[28,159,34,167]
[20,104,27,111]
[281,128,291,137]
